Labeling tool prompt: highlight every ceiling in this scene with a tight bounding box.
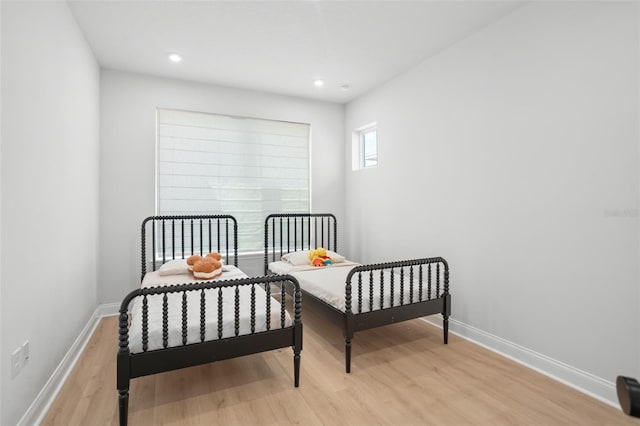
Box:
[68,1,525,104]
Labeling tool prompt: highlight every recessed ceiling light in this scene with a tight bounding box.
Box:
[168,53,182,63]
[313,79,325,87]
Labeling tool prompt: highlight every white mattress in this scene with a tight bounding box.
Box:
[269,261,441,313]
[129,265,292,353]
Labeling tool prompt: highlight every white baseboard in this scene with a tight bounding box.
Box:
[97,302,120,317]
[422,316,618,408]
[17,303,117,426]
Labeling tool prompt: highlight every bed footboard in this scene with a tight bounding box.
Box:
[117,274,302,426]
[344,257,450,372]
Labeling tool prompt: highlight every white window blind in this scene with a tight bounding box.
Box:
[157,109,310,252]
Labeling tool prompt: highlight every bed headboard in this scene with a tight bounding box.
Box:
[141,215,238,281]
[264,213,337,274]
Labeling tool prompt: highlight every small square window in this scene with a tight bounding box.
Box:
[352,123,377,170]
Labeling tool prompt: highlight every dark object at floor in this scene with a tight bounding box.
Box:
[617,375,640,417]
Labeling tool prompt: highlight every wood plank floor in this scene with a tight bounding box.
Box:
[42,306,636,425]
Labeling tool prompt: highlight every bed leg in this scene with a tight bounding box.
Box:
[118,388,129,426]
[345,339,352,373]
[442,293,451,345]
[443,315,449,344]
[294,351,301,387]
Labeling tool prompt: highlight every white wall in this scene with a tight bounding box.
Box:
[345,0,639,401]
[0,2,4,423]
[100,70,344,303]
[0,2,100,425]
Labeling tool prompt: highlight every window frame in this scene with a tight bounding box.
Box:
[352,122,378,170]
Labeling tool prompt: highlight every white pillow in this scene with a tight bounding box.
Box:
[281,249,345,265]
[326,250,346,263]
[281,250,311,266]
[158,259,189,276]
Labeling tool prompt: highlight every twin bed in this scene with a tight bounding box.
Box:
[264,213,451,373]
[117,215,302,426]
[118,213,451,425]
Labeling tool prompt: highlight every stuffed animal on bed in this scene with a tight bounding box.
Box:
[308,247,334,267]
[192,257,223,280]
[186,254,203,272]
[205,252,222,262]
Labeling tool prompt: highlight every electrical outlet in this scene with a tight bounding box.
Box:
[11,348,21,379]
[21,341,30,367]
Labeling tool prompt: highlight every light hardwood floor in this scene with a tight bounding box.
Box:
[42,306,636,425]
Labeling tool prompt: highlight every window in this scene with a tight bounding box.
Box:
[157,108,310,252]
[352,123,377,170]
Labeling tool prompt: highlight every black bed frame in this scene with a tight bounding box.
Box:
[264,213,450,373]
[118,215,302,426]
